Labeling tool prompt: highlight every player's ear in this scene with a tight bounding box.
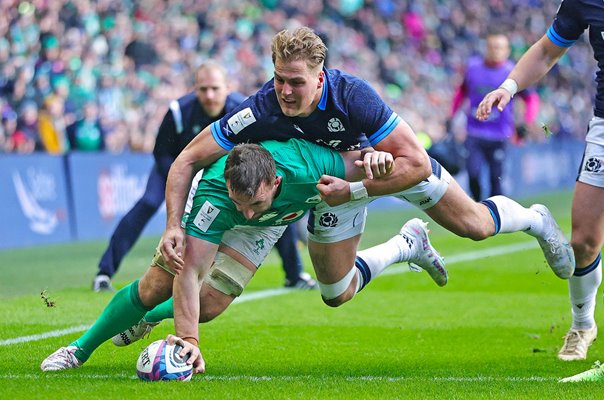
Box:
[274,176,282,188]
[317,69,325,88]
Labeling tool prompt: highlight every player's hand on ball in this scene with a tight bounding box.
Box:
[476,88,512,121]
[166,334,205,374]
[354,150,394,179]
[160,227,186,274]
[316,175,351,206]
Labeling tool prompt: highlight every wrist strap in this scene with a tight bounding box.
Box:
[499,78,518,98]
[181,336,199,346]
[349,181,368,201]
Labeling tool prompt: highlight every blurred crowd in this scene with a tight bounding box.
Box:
[0,0,595,154]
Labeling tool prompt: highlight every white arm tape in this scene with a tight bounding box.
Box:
[499,78,518,98]
[349,181,368,201]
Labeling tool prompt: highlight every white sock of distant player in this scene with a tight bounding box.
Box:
[353,233,413,290]
[569,257,602,330]
[483,195,544,236]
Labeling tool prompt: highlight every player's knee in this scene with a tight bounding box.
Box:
[321,293,352,308]
[205,252,254,297]
[571,235,600,265]
[318,268,357,308]
[198,305,222,323]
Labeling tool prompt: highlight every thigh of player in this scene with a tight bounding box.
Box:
[574,126,604,265]
[306,201,366,283]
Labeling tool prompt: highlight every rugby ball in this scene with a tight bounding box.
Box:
[136,339,193,381]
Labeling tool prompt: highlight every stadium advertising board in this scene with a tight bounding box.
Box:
[68,153,165,241]
[0,154,72,249]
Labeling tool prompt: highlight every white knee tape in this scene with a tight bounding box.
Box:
[205,252,254,297]
[318,268,357,300]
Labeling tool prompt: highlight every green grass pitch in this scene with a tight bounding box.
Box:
[2,190,604,399]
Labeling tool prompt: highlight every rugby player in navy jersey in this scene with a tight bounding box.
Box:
[159,27,573,367]
[93,61,315,292]
[477,0,604,378]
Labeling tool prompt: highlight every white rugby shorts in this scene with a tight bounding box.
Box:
[220,225,287,268]
[578,117,604,188]
[308,158,451,243]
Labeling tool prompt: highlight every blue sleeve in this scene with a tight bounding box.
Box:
[153,108,178,163]
[547,0,586,47]
[210,95,259,151]
[210,91,274,150]
[346,79,400,146]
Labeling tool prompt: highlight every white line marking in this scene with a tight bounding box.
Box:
[0,240,539,346]
[0,325,90,346]
[0,373,556,382]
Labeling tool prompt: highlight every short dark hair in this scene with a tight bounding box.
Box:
[486,26,508,38]
[224,144,276,198]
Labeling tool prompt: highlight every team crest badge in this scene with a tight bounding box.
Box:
[319,212,338,227]
[585,157,603,173]
[327,117,345,132]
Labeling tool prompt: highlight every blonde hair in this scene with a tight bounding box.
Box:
[271,27,327,70]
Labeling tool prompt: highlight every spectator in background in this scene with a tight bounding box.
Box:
[93,61,316,292]
[38,94,69,154]
[67,100,105,151]
[14,100,40,153]
[0,0,591,155]
[449,30,539,200]
[0,107,16,152]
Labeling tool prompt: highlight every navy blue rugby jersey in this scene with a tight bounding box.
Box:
[209,68,401,152]
[547,0,604,117]
[153,91,245,178]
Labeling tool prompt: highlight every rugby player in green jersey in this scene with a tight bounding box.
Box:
[41,139,445,373]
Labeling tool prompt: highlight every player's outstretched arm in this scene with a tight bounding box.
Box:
[161,128,227,272]
[476,34,567,121]
[170,235,220,373]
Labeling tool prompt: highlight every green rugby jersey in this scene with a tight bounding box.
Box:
[185,139,346,244]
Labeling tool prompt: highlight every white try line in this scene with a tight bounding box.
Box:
[0,240,539,347]
[0,373,556,382]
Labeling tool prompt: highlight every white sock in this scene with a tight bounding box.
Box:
[485,196,543,235]
[569,259,602,330]
[355,234,412,289]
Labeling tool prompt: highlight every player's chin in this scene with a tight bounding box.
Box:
[279,101,299,116]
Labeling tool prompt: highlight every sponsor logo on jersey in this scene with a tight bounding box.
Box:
[193,200,220,232]
[275,210,305,224]
[319,212,338,227]
[327,117,345,132]
[584,157,602,173]
[227,107,256,136]
[305,194,322,204]
[258,211,279,222]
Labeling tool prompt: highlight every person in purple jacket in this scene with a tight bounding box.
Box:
[450,30,539,200]
[477,0,603,370]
